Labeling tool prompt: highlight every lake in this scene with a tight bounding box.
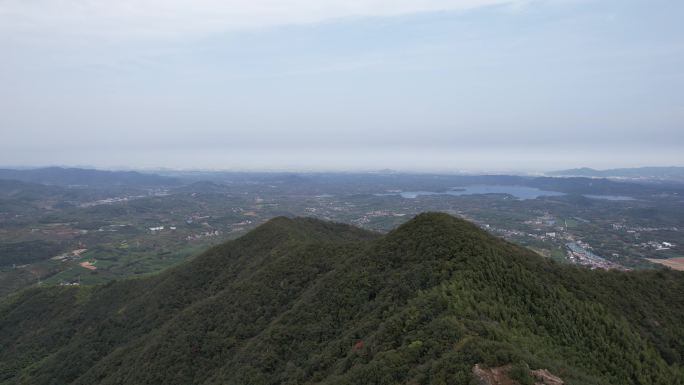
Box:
[583,194,636,201]
[378,185,566,200]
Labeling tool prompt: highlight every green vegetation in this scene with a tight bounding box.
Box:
[1,213,682,384]
[2,170,684,296]
[0,240,63,267]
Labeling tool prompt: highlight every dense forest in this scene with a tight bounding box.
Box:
[0,213,683,384]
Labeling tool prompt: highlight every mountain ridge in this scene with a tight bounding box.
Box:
[1,213,682,385]
[549,166,684,181]
[0,167,179,187]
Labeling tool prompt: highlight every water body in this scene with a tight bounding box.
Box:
[378,185,566,200]
[583,194,636,201]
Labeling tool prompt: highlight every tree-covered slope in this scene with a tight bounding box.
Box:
[0,213,682,385]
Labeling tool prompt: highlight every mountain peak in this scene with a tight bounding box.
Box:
[393,212,481,233]
[376,212,508,264]
[1,214,682,385]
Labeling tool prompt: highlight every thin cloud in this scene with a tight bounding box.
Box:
[1,0,554,40]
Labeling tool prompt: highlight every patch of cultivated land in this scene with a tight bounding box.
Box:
[79,261,97,270]
[647,257,684,271]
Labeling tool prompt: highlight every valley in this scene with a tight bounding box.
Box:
[1,169,683,296]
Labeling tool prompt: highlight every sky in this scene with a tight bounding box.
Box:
[1,0,683,172]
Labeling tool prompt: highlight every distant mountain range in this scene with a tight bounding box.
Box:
[1,166,683,198]
[0,167,179,187]
[549,167,684,181]
[1,213,682,384]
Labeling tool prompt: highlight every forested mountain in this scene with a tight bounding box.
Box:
[1,213,683,385]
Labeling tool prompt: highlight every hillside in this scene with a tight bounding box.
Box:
[1,213,683,385]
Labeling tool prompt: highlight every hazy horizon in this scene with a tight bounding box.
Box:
[2,0,683,171]
[1,155,683,176]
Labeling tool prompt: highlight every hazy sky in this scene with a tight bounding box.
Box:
[1,0,683,172]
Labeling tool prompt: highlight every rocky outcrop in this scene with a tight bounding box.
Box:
[472,364,564,385]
